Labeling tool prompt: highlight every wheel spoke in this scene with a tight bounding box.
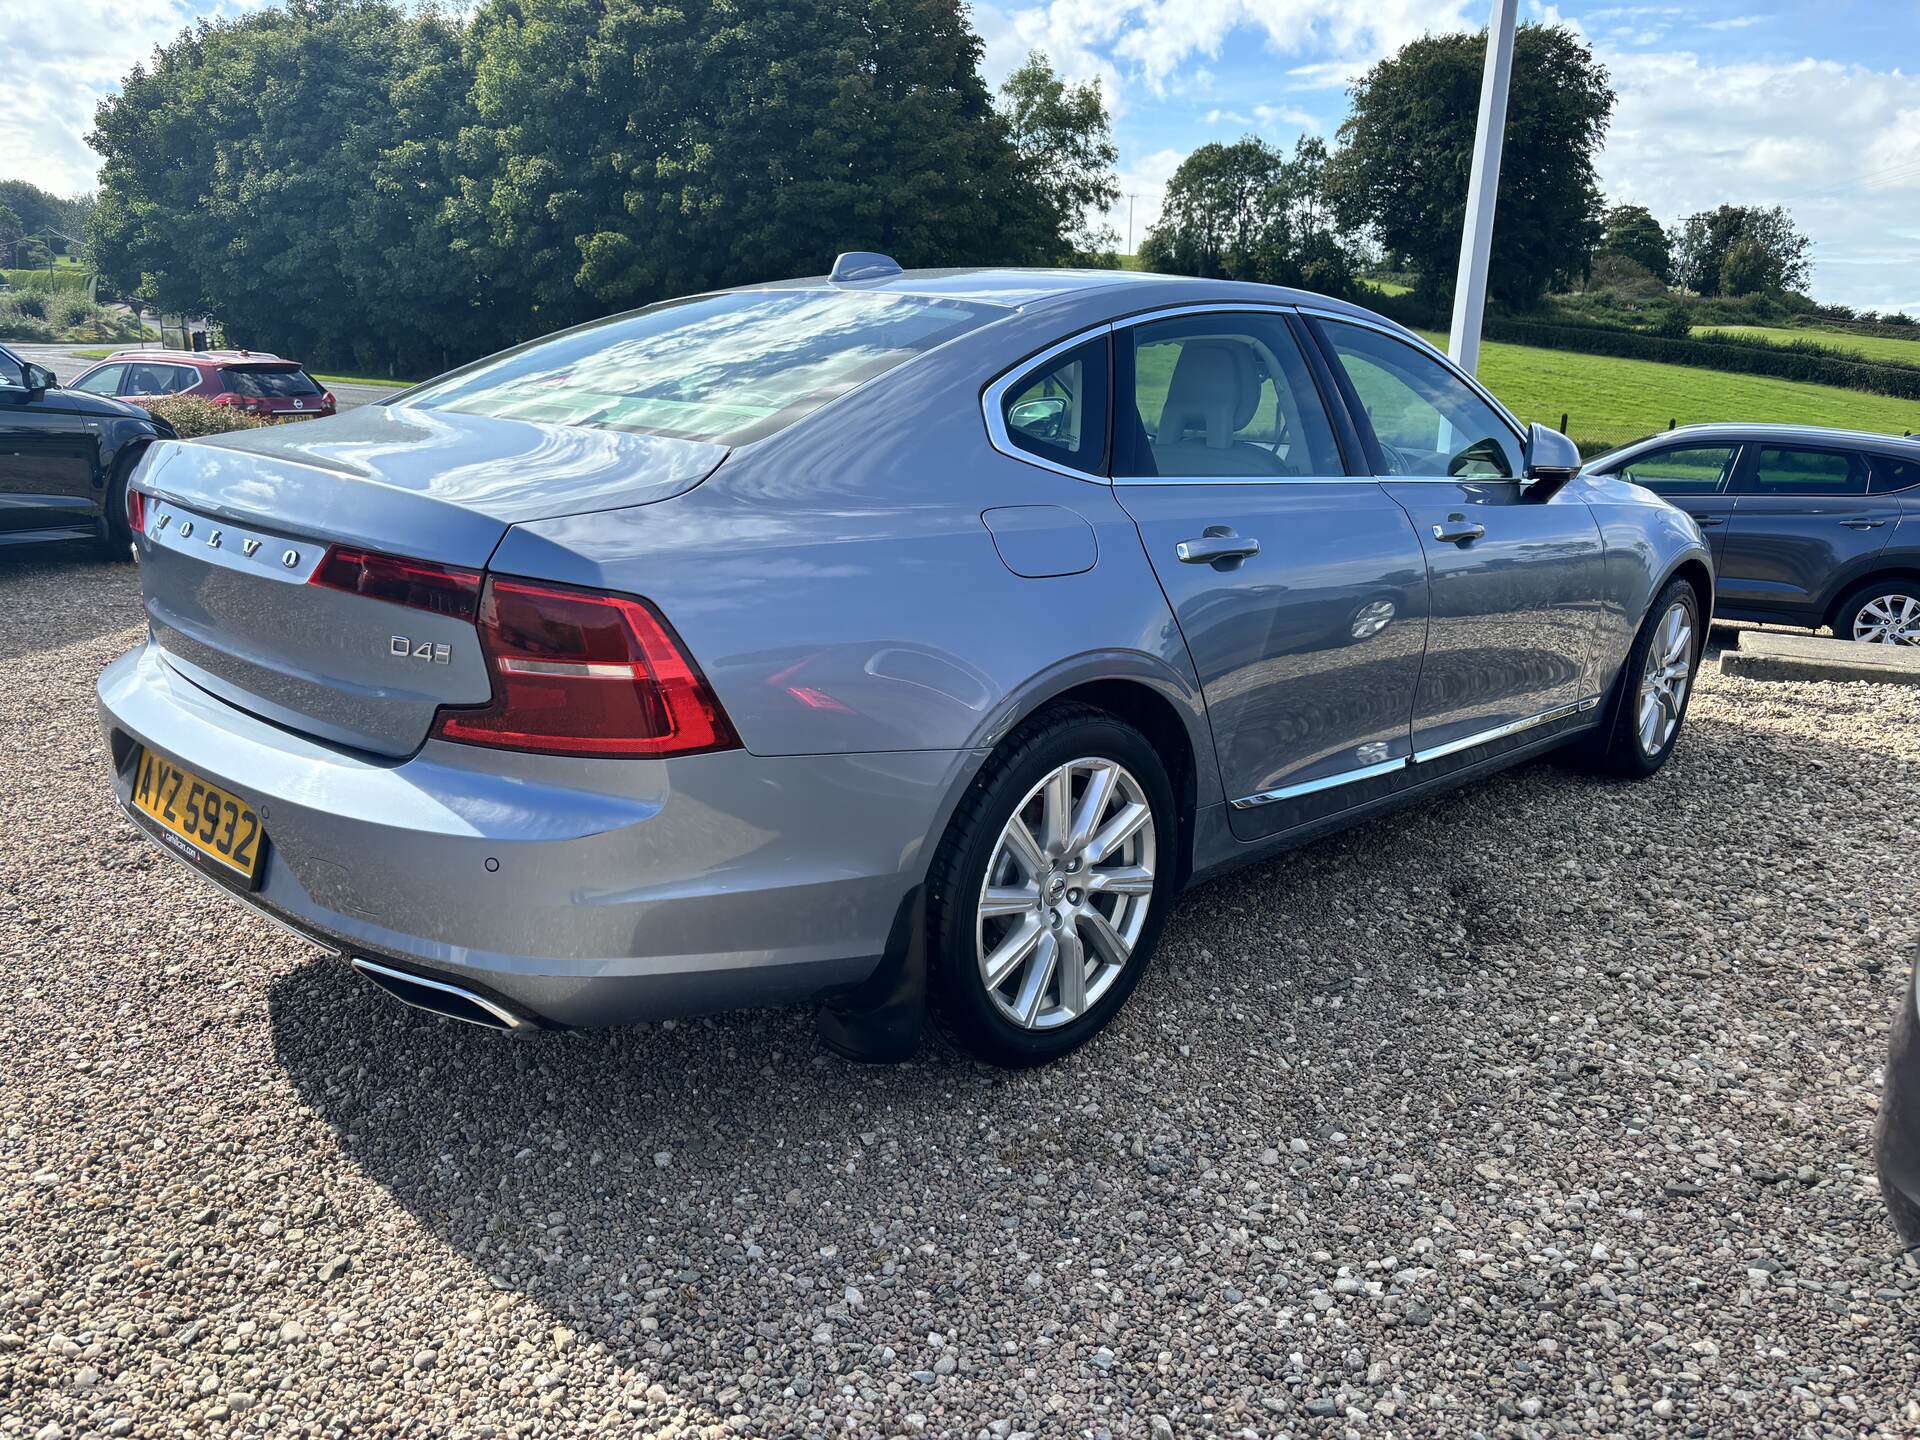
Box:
[1638,692,1661,752]
[983,917,1043,989]
[1068,761,1117,853]
[1040,766,1073,856]
[1055,926,1088,1016]
[1086,864,1154,897]
[1012,930,1058,1026]
[979,884,1037,919]
[1085,801,1150,867]
[999,818,1048,880]
[1077,903,1133,968]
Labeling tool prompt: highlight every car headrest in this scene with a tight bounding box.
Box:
[1159,341,1261,449]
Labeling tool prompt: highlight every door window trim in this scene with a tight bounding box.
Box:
[981,323,1116,484]
[1111,304,1357,486]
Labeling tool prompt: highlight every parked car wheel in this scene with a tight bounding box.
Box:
[1585,577,1701,779]
[96,451,139,559]
[1835,580,1920,646]
[927,706,1175,1067]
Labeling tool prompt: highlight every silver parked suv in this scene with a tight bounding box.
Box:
[98,259,1712,1065]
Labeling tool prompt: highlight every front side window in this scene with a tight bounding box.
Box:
[1320,321,1521,479]
[0,347,23,388]
[1739,447,1867,496]
[402,289,998,446]
[123,362,196,396]
[71,364,126,397]
[1117,312,1341,478]
[1618,444,1737,496]
[1000,336,1109,475]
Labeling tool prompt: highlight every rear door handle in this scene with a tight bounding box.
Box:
[1176,529,1261,566]
[1687,512,1725,528]
[1840,518,1887,530]
[1431,515,1486,545]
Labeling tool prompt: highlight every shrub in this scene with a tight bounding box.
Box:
[0,296,55,340]
[141,396,270,438]
[44,291,97,329]
[4,289,48,320]
[1649,303,1693,339]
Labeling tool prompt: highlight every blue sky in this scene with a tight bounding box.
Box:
[3,0,1915,309]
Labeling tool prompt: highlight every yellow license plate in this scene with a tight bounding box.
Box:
[130,748,265,885]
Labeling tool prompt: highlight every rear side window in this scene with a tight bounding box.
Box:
[402,289,998,446]
[1000,336,1109,476]
[123,363,200,396]
[1872,456,1920,494]
[223,365,323,398]
[1618,444,1737,496]
[1318,321,1521,479]
[1738,447,1868,496]
[1117,311,1342,479]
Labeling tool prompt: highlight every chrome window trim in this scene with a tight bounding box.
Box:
[1229,694,1603,809]
[1296,305,1528,451]
[980,321,1116,484]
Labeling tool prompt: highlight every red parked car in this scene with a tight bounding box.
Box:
[66,350,336,421]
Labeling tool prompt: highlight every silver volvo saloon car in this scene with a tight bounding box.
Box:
[99,257,1712,1066]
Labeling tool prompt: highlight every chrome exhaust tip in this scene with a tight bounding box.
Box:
[350,957,533,1032]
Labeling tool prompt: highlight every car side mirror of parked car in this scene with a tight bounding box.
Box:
[1008,395,1068,441]
[1522,422,1581,499]
[22,363,57,395]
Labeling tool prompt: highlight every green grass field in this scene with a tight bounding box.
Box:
[1414,331,1920,453]
[1696,324,1920,367]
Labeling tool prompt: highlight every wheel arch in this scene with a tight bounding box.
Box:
[1823,567,1920,633]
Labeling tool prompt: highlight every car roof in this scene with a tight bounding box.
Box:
[1609,422,1920,460]
[749,265,1389,324]
[98,349,294,366]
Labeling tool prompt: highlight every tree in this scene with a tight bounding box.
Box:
[1668,203,1812,297]
[460,0,1039,332]
[1139,135,1356,294]
[997,52,1120,263]
[0,204,21,266]
[90,0,489,375]
[1599,203,1669,282]
[1327,23,1613,309]
[0,182,91,256]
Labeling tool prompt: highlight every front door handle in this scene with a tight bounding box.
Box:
[1687,512,1726,528]
[1176,528,1261,566]
[1840,518,1887,530]
[1431,514,1486,545]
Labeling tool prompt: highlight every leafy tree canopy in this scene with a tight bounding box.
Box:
[1327,23,1613,309]
[997,52,1120,263]
[1668,203,1812,298]
[1599,203,1669,283]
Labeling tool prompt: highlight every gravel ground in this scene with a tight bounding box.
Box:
[4,555,1919,1439]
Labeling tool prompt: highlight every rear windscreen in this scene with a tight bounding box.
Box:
[397,289,1000,445]
[224,365,323,398]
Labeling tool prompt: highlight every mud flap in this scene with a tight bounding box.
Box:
[815,887,926,1063]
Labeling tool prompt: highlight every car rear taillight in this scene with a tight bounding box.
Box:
[309,546,482,621]
[126,486,147,534]
[431,577,738,758]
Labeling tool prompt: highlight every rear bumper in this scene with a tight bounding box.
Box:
[1877,956,1920,1228]
[98,642,970,1027]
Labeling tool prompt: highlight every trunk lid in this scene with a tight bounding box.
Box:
[133,406,726,756]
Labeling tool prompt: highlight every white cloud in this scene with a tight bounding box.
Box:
[1599,50,1920,310]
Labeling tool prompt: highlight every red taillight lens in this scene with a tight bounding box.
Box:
[126,486,147,534]
[432,578,738,758]
[310,546,482,621]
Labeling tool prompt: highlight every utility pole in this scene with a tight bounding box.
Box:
[1447,0,1519,377]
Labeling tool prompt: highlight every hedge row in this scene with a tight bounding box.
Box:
[1483,319,1920,402]
[2,268,95,295]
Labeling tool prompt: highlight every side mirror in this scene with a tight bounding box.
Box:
[1008,395,1068,440]
[22,363,57,395]
[1522,422,1581,498]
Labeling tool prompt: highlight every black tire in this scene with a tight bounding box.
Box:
[1584,576,1701,779]
[96,451,140,560]
[926,705,1176,1068]
[1832,579,1920,647]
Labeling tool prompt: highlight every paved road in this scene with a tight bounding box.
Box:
[7,341,401,411]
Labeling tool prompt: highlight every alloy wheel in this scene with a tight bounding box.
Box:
[1852,593,1920,646]
[975,757,1156,1031]
[1636,600,1694,757]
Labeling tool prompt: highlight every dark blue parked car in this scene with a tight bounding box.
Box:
[1586,424,1920,645]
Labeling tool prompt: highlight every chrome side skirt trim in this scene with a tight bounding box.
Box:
[1411,698,1593,765]
[1229,755,1406,809]
[1228,695,1605,810]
